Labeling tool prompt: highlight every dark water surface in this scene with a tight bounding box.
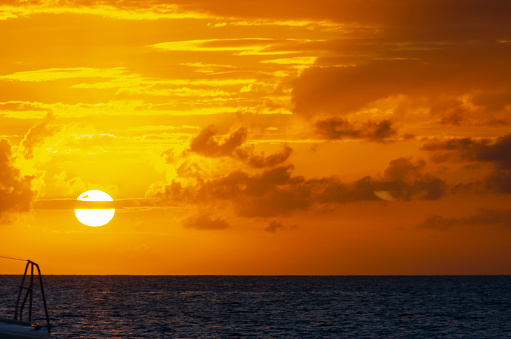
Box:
[1,276,510,338]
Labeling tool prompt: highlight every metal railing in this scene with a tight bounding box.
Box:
[14,260,52,334]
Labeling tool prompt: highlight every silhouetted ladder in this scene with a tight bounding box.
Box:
[14,260,51,333]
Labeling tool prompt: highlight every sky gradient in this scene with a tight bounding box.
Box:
[1,0,511,275]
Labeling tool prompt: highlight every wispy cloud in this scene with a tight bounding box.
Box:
[152,38,319,55]
[0,3,210,21]
[418,209,511,230]
[0,67,125,82]
[182,211,230,230]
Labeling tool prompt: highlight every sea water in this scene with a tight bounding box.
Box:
[0,276,510,338]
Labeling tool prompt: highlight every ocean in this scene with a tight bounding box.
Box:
[0,276,510,338]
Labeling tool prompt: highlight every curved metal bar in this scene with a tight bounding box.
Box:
[29,262,34,322]
[12,260,52,334]
[14,261,30,321]
[34,262,51,333]
[19,284,31,321]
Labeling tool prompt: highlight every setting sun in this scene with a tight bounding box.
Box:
[74,190,115,227]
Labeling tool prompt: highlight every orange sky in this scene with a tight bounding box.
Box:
[1,0,511,275]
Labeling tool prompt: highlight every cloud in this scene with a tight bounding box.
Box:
[0,2,208,21]
[7,117,126,203]
[0,139,35,222]
[319,158,447,203]
[235,146,293,169]
[486,170,511,194]
[189,125,292,168]
[315,118,398,142]
[418,209,511,230]
[291,60,440,117]
[0,67,125,82]
[190,125,247,157]
[422,133,511,193]
[207,0,511,31]
[152,38,328,58]
[421,135,511,167]
[19,115,59,159]
[200,166,314,217]
[153,154,447,219]
[153,165,315,217]
[182,211,229,230]
[370,157,447,201]
[17,116,117,162]
[148,126,449,220]
[265,220,289,233]
[161,163,445,218]
[421,137,484,163]
[15,0,507,30]
[284,1,511,127]
[0,101,48,113]
[292,49,511,121]
[476,134,511,169]
[264,219,298,233]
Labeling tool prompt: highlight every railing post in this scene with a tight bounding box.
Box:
[34,262,52,333]
[29,261,34,322]
[14,261,30,320]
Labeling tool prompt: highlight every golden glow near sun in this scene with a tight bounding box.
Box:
[74,190,115,227]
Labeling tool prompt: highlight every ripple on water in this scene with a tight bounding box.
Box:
[0,276,510,338]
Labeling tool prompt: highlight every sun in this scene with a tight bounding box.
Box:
[74,190,115,227]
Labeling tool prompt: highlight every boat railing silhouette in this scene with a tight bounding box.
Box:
[0,256,53,338]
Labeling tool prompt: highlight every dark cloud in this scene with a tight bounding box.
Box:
[418,209,511,230]
[422,137,482,153]
[476,134,511,169]
[439,107,467,126]
[0,139,35,222]
[190,125,247,157]
[316,176,377,204]
[485,170,511,194]
[154,157,447,218]
[265,220,285,233]
[197,165,313,218]
[315,118,397,142]
[422,134,511,193]
[291,59,438,117]
[421,134,511,166]
[287,0,511,124]
[293,44,511,120]
[177,0,511,36]
[188,125,292,168]
[182,212,229,230]
[264,220,297,232]
[375,158,447,201]
[235,146,293,169]
[384,158,425,182]
[155,165,317,217]
[451,181,485,195]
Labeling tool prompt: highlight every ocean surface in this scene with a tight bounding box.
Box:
[0,276,510,338]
